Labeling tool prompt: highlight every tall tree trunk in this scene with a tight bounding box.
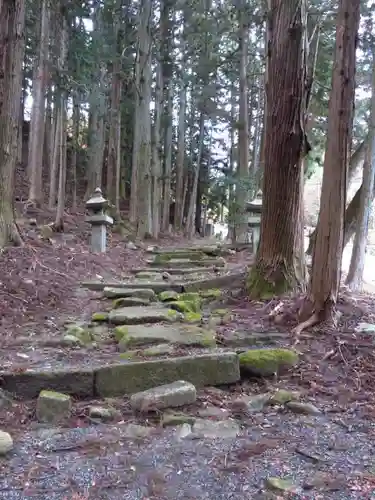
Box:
[235,0,250,243]
[54,13,68,231]
[151,48,163,237]
[346,48,375,290]
[27,0,49,207]
[227,84,236,242]
[185,113,204,238]
[161,1,174,232]
[174,23,187,232]
[133,0,153,238]
[107,0,123,209]
[295,0,360,334]
[307,138,370,255]
[0,0,25,247]
[71,92,80,212]
[247,0,308,298]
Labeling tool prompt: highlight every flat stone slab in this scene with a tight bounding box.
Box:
[117,324,216,349]
[95,352,240,396]
[130,267,211,275]
[184,270,247,292]
[130,380,197,411]
[109,306,175,325]
[82,280,184,293]
[103,287,156,299]
[148,259,225,269]
[0,368,94,399]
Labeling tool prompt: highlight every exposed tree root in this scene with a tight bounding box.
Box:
[291,312,320,345]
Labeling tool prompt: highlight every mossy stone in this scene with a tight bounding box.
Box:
[265,477,297,493]
[166,309,181,321]
[114,325,129,342]
[269,389,301,405]
[92,312,109,322]
[161,413,196,427]
[159,291,180,302]
[212,308,228,317]
[112,297,150,308]
[169,300,197,314]
[200,289,221,299]
[239,348,299,377]
[65,325,93,344]
[184,312,202,324]
[154,254,171,264]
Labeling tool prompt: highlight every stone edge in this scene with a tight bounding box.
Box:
[0,351,240,399]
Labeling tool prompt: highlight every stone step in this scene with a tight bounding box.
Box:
[147,258,226,269]
[108,305,177,325]
[0,351,240,398]
[129,267,211,275]
[81,270,247,294]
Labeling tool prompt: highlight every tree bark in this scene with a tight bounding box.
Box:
[0,0,25,248]
[297,0,360,330]
[346,49,375,290]
[306,138,369,254]
[27,0,49,207]
[247,0,308,299]
[235,0,250,243]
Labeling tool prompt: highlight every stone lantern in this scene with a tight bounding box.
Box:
[85,187,113,253]
[246,190,263,256]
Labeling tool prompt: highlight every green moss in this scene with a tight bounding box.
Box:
[212,308,228,317]
[184,311,202,324]
[154,254,171,264]
[119,351,140,360]
[92,312,109,322]
[114,325,129,342]
[65,325,93,344]
[39,390,70,401]
[239,348,299,377]
[166,309,180,322]
[159,290,180,302]
[200,289,222,299]
[169,300,200,314]
[246,263,301,300]
[269,389,301,405]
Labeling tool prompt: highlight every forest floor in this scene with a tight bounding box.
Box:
[1,212,375,498]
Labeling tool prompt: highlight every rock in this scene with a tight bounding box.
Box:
[200,289,222,299]
[286,401,321,415]
[95,351,240,396]
[103,287,156,300]
[265,477,297,493]
[161,413,196,427]
[223,331,288,348]
[91,312,109,322]
[65,325,93,344]
[112,297,151,308]
[126,241,137,250]
[62,334,84,347]
[1,368,95,399]
[184,312,203,324]
[88,406,116,421]
[236,393,271,413]
[190,418,240,439]
[136,271,161,280]
[355,322,375,334]
[159,290,180,302]
[36,390,72,423]
[130,380,197,412]
[109,306,178,325]
[0,389,12,409]
[118,423,153,439]
[115,324,216,350]
[239,348,299,377]
[269,389,300,405]
[177,423,193,439]
[143,344,175,356]
[0,430,13,455]
[198,406,229,419]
